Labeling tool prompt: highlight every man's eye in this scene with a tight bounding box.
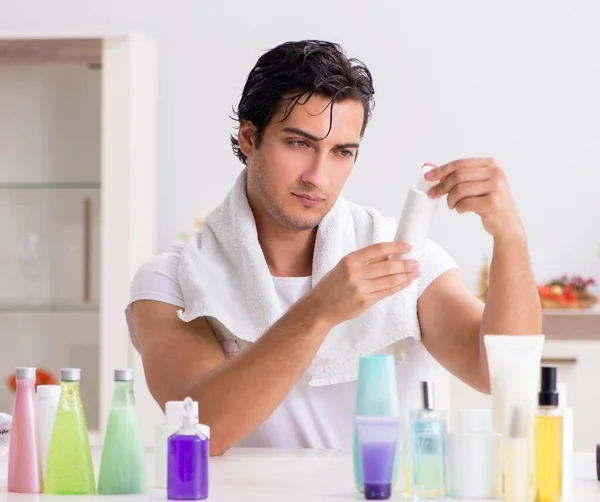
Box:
[289,140,308,148]
[338,149,354,158]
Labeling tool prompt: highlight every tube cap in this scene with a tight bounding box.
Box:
[16,367,36,380]
[114,369,134,381]
[457,409,492,434]
[36,385,61,398]
[60,368,81,382]
[421,381,435,411]
[165,400,199,426]
[539,366,559,406]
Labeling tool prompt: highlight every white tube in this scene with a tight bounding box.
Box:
[392,164,439,260]
[484,334,545,438]
[504,401,531,502]
[484,334,545,497]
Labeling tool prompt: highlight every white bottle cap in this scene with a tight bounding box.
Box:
[165,400,199,426]
[36,385,61,398]
[457,409,492,434]
[557,382,567,408]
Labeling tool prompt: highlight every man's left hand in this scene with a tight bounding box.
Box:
[425,158,524,241]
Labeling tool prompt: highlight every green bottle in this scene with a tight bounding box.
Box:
[44,368,95,494]
[97,369,147,494]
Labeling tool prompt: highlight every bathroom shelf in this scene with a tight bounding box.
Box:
[0,303,99,313]
[0,182,101,190]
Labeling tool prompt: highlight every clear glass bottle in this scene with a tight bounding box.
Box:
[409,381,447,499]
[44,368,95,494]
[97,369,147,494]
[534,366,563,502]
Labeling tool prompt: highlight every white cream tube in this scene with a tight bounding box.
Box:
[484,334,545,437]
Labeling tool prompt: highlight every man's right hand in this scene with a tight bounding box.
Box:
[308,241,419,327]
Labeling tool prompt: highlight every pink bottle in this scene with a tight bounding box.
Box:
[8,367,43,493]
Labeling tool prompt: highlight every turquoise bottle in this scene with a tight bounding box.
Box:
[97,369,147,494]
[353,355,400,493]
[44,368,95,494]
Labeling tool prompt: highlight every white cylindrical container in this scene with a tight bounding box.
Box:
[448,408,501,499]
[36,384,61,472]
[154,400,211,489]
[557,383,573,499]
[0,412,11,457]
[392,164,439,260]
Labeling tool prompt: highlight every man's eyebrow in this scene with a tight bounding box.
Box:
[282,127,360,149]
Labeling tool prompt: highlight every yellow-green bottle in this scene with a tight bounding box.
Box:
[44,368,95,494]
[97,369,147,494]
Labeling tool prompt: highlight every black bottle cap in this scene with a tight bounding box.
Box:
[539,366,559,406]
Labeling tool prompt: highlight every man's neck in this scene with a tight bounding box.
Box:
[256,219,316,278]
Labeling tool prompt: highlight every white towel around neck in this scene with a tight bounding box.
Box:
[177,169,421,386]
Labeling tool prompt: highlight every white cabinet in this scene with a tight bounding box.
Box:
[0,33,159,445]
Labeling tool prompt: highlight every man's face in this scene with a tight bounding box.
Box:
[242,94,364,230]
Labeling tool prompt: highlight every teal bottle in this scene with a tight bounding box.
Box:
[97,369,147,494]
[353,355,400,493]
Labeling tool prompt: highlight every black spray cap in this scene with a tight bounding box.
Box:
[539,366,559,406]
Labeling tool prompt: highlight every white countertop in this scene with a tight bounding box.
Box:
[1,447,600,501]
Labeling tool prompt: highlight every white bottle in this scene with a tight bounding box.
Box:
[392,164,440,260]
[447,408,501,499]
[154,400,211,489]
[557,383,573,499]
[36,384,61,472]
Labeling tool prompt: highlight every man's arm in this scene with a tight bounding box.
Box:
[133,241,417,456]
[418,234,541,394]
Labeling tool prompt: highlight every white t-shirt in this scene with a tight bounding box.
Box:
[127,240,458,451]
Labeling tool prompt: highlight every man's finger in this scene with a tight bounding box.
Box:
[430,168,491,199]
[354,241,412,263]
[425,157,494,182]
[447,180,491,210]
[363,258,419,279]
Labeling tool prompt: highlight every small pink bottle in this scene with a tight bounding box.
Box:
[8,367,43,493]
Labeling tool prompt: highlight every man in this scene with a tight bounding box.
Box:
[127,40,541,456]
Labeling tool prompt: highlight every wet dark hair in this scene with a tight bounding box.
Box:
[230,40,375,165]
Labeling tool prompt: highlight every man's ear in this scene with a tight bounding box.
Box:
[237,120,257,159]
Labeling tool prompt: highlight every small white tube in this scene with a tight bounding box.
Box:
[557,383,573,499]
[504,401,531,502]
[392,164,439,260]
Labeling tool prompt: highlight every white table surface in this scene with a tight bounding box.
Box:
[1,447,599,501]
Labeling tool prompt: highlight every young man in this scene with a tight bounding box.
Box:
[127,40,541,456]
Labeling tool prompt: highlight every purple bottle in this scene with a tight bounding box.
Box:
[167,397,209,500]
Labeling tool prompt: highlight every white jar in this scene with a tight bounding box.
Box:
[154,400,211,489]
[36,384,61,472]
[448,408,501,499]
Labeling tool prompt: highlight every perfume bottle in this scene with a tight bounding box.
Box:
[409,381,447,499]
[534,366,563,502]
